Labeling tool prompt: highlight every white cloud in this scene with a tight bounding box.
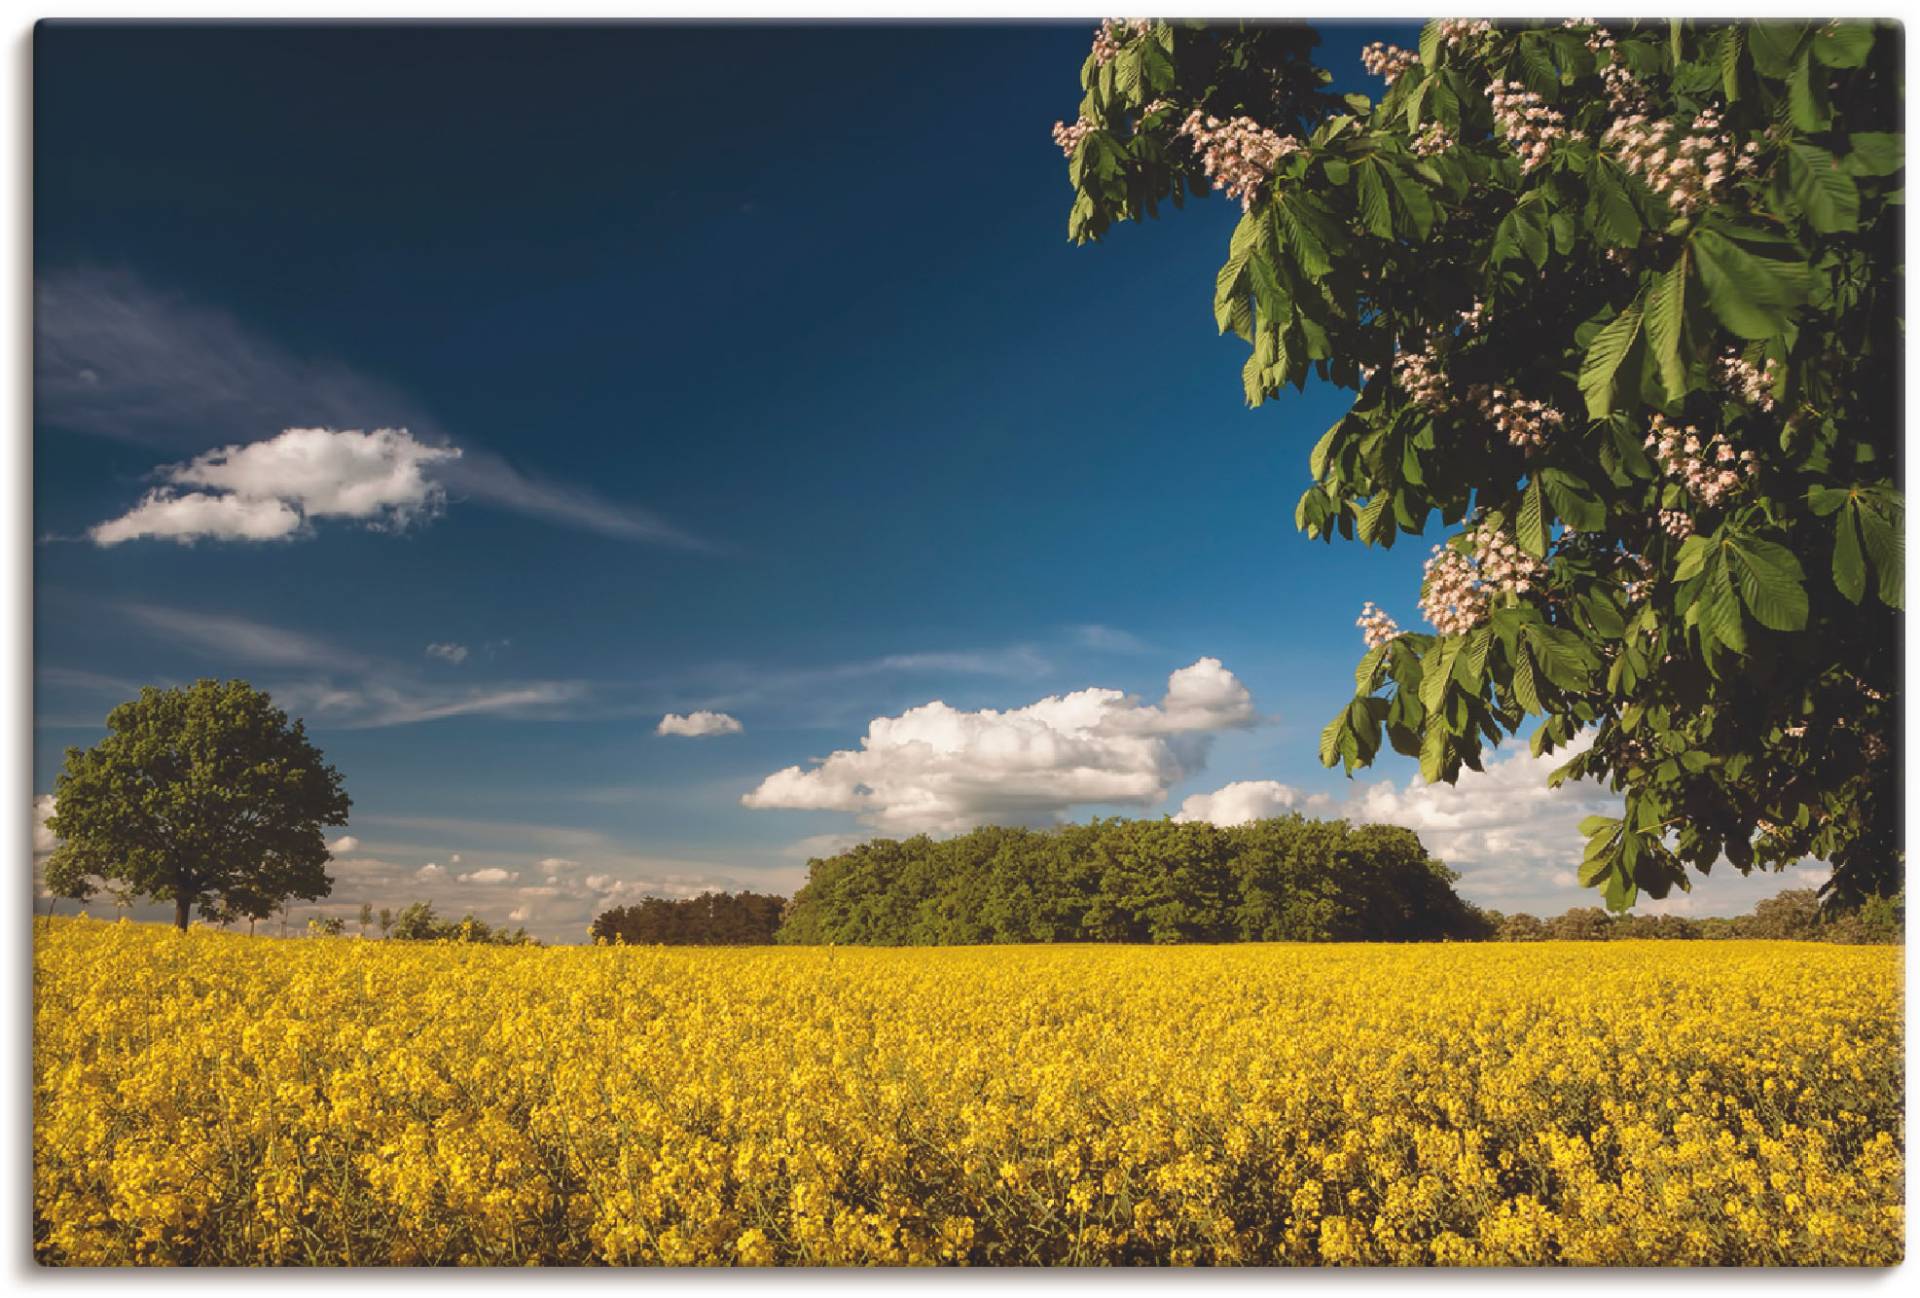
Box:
[39,268,701,548]
[90,427,457,546]
[743,657,1259,835]
[33,795,57,855]
[122,602,365,669]
[449,853,462,865]
[1333,733,1614,908]
[426,642,470,665]
[456,867,519,885]
[657,710,744,737]
[415,863,447,881]
[119,603,588,730]
[90,491,305,545]
[1072,624,1151,654]
[328,835,360,854]
[1172,780,1332,826]
[783,832,869,861]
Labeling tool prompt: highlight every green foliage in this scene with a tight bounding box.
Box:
[589,892,787,946]
[43,679,351,930]
[1059,20,1901,911]
[776,816,1489,945]
[385,900,535,946]
[1493,888,1901,943]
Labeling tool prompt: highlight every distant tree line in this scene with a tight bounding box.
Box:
[1484,890,1902,945]
[773,818,1486,945]
[588,892,785,946]
[384,901,537,946]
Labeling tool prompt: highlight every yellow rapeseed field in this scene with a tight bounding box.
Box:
[33,916,1903,1266]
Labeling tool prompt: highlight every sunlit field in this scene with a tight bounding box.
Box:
[33,917,1902,1266]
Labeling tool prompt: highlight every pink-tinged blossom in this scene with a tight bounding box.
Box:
[1647,413,1751,509]
[1488,79,1567,173]
[1716,350,1783,411]
[1177,111,1304,209]
[1356,601,1403,648]
[1467,385,1565,451]
[1393,344,1453,413]
[1418,521,1545,636]
[1360,42,1419,85]
[1091,18,1150,67]
[1438,18,1494,49]
[1602,106,1760,216]
[1411,121,1453,157]
[1052,117,1095,159]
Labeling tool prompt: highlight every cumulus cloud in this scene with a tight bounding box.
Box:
[1339,733,1613,906]
[742,658,1259,835]
[34,795,58,855]
[1172,780,1332,827]
[38,268,702,548]
[89,427,458,546]
[425,642,470,665]
[328,835,360,855]
[657,710,744,738]
[456,867,519,885]
[415,863,447,881]
[90,491,305,545]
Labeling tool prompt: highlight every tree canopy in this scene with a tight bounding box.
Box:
[589,891,787,946]
[777,816,1486,945]
[1055,19,1901,910]
[44,679,350,930]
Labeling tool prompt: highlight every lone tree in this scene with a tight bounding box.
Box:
[1055,19,1901,909]
[43,679,351,931]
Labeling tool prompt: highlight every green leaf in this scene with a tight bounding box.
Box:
[1517,479,1548,558]
[1580,297,1645,418]
[1787,52,1832,132]
[1510,645,1543,715]
[1720,24,1744,102]
[1420,639,1460,714]
[1318,709,1345,767]
[1588,164,1643,248]
[1700,553,1748,653]
[1419,19,1442,73]
[1674,534,1713,581]
[1645,254,1690,401]
[1810,21,1874,68]
[1355,163,1393,239]
[1786,143,1860,234]
[1855,498,1905,607]
[1418,714,1449,783]
[1355,643,1389,693]
[1842,132,1904,178]
[1540,468,1606,531]
[1747,22,1809,77]
[1725,534,1808,631]
[1691,228,1811,340]
[1832,506,1866,603]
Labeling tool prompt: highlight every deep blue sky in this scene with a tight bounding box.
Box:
[39,22,1805,936]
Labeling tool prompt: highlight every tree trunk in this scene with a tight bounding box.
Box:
[174,895,191,931]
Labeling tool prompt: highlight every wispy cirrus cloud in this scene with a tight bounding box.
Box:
[37,267,703,548]
[114,602,589,730]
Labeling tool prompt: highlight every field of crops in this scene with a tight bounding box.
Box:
[33,917,1903,1266]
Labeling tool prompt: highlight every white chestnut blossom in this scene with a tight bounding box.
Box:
[1357,601,1403,649]
[1488,79,1568,173]
[1418,521,1545,636]
[1411,121,1453,157]
[1178,111,1305,209]
[1602,106,1761,216]
[1646,413,1753,509]
[1052,116,1095,159]
[1437,18,1494,49]
[1360,42,1419,85]
[1091,18,1150,66]
[1715,350,1782,411]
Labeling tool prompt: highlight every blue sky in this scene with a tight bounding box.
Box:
[33,22,1823,937]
